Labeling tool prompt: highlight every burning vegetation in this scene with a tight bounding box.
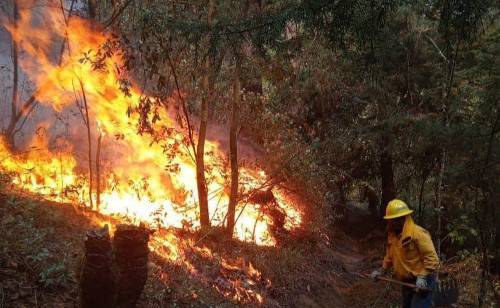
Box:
[0,3,304,305]
[0,3,302,246]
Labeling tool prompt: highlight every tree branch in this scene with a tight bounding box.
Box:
[103,0,135,28]
[425,34,449,63]
[164,49,197,161]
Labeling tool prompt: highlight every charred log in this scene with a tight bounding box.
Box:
[80,225,115,308]
[264,203,287,238]
[113,224,151,308]
[248,189,275,205]
[249,189,287,240]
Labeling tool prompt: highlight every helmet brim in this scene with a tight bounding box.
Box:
[383,209,413,220]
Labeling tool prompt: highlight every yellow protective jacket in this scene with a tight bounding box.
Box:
[383,216,439,279]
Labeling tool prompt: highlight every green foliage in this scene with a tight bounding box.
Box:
[38,261,70,289]
[7,195,22,207]
[27,248,72,288]
[27,248,50,263]
[435,0,495,43]
[447,215,478,246]
[0,194,74,290]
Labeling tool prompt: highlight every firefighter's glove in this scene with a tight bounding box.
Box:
[370,268,385,281]
[415,275,428,291]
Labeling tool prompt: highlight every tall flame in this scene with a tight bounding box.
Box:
[0,2,302,247]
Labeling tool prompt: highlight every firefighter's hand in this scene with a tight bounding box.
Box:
[415,275,428,291]
[370,268,384,281]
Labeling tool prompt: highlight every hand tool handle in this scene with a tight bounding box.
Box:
[377,276,432,292]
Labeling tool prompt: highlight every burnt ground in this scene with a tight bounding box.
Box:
[0,185,493,307]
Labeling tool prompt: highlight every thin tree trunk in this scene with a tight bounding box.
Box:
[103,0,135,28]
[196,67,210,227]
[493,191,500,274]
[5,0,19,149]
[435,41,460,258]
[417,171,428,224]
[196,0,215,227]
[58,0,75,62]
[79,80,94,209]
[435,150,446,257]
[363,183,378,218]
[88,0,97,20]
[380,135,395,218]
[96,130,102,210]
[475,112,500,303]
[227,58,240,236]
[494,181,500,274]
[165,51,197,159]
[59,153,64,196]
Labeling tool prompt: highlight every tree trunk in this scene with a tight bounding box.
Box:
[5,0,19,149]
[493,191,500,274]
[113,224,150,308]
[58,0,76,63]
[88,0,97,20]
[380,135,395,218]
[227,59,240,236]
[79,80,94,209]
[417,170,430,224]
[80,225,114,308]
[196,82,210,227]
[363,183,378,218]
[96,130,102,210]
[196,0,215,227]
[435,150,446,256]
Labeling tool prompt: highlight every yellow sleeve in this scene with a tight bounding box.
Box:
[416,228,439,273]
[382,242,393,270]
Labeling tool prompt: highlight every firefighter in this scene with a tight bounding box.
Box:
[370,199,439,308]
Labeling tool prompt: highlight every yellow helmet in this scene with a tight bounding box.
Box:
[384,199,413,219]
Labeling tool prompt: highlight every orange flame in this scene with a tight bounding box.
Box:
[0,2,302,249]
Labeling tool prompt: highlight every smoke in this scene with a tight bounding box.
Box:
[205,122,266,167]
[1,0,266,172]
[0,0,83,148]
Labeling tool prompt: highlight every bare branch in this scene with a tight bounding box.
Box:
[103,0,135,28]
[425,34,448,63]
[165,50,198,161]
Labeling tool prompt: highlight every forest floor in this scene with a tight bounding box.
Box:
[0,181,494,307]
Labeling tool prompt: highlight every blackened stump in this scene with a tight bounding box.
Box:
[80,225,115,308]
[250,189,287,240]
[113,224,150,308]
